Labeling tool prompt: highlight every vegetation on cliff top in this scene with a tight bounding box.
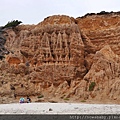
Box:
[3,20,22,28]
[79,11,120,18]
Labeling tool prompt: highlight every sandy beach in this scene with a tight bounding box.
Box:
[0,102,120,114]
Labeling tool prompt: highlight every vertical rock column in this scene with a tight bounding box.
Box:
[69,25,87,79]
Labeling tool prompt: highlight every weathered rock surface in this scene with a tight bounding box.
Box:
[83,45,120,101]
[76,11,120,56]
[0,12,120,104]
[0,27,9,58]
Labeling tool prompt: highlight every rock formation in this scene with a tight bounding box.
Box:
[0,12,120,103]
[0,27,9,58]
[76,11,120,56]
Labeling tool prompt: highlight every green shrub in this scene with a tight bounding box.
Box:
[89,82,96,91]
[4,20,22,28]
[64,98,69,101]
[38,94,44,98]
[81,100,86,102]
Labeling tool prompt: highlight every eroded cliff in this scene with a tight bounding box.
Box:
[0,12,120,103]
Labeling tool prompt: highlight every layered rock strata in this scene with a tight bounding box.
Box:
[0,13,120,103]
[76,11,120,56]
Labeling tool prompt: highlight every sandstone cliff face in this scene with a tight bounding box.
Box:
[0,13,120,103]
[76,12,120,56]
[83,45,120,100]
[0,28,9,57]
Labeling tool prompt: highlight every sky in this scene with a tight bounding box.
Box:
[0,0,120,26]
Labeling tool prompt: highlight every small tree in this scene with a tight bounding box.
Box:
[3,20,22,28]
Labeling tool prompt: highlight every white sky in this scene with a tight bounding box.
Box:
[0,0,120,26]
